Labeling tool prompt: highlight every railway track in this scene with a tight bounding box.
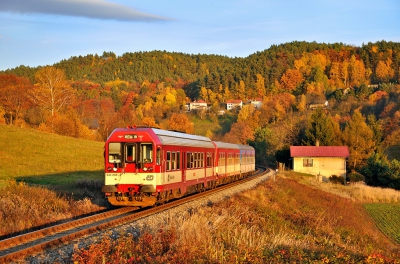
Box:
[0,167,269,263]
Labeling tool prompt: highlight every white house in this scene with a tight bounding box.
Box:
[290,146,349,181]
[226,99,243,110]
[189,100,208,111]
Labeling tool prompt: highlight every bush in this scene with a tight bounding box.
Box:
[329,175,345,185]
[347,171,365,183]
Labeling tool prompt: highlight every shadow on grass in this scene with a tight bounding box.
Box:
[15,170,109,207]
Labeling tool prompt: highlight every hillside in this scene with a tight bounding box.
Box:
[73,173,400,262]
[0,40,399,190]
[0,124,104,189]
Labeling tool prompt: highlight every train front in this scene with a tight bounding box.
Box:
[102,127,161,207]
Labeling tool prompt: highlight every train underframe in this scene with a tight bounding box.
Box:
[104,171,253,207]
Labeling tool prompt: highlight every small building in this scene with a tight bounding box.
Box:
[245,98,263,109]
[309,100,328,110]
[226,99,243,110]
[290,146,349,181]
[189,100,208,111]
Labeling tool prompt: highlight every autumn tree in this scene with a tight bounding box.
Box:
[348,55,367,87]
[296,94,307,112]
[30,67,76,119]
[237,104,259,130]
[142,117,160,128]
[223,121,254,145]
[255,74,266,97]
[375,58,395,82]
[167,113,194,134]
[280,69,303,92]
[0,74,33,125]
[342,110,376,169]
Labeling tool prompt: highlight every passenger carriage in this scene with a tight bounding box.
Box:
[102,126,256,207]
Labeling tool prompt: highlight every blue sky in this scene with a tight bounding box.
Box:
[1,0,399,71]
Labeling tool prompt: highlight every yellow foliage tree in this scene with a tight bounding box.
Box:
[376,58,395,82]
[30,66,75,118]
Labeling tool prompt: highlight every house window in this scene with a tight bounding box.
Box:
[303,158,313,167]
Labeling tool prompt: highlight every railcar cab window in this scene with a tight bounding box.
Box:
[125,144,136,162]
[108,142,121,163]
[140,143,153,163]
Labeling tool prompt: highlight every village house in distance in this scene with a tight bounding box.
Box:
[290,143,349,182]
[186,98,262,112]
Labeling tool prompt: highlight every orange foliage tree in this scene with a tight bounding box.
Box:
[0,74,33,125]
[167,113,194,134]
[279,69,303,92]
[223,121,254,144]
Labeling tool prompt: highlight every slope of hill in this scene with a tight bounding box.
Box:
[0,124,104,188]
[73,173,400,262]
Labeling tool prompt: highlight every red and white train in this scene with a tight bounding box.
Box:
[102,126,255,207]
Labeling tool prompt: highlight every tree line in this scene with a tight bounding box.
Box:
[0,40,399,189]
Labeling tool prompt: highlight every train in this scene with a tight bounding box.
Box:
[102,126,256,207]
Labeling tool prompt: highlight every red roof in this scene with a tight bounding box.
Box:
[226,99,242,104]
[290,146,349,158]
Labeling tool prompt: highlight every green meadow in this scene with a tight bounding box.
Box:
[0,124,104,191]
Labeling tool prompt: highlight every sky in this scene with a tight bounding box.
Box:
[0,0,399,71]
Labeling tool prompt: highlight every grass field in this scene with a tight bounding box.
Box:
[364,203,400,244]
[0,124,104,192]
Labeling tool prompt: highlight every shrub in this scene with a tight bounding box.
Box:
[329,175,344,185]
[347,171,365,183]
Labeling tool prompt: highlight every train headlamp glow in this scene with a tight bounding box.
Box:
[113,167,117,172]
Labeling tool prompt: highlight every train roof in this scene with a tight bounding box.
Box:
[212,141,240,150]
[152,128,215,148]
[237,144,255,151]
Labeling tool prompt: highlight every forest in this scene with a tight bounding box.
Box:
[0,40,399,189]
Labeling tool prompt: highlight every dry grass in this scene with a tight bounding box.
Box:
[0,180,103,236]
[292,171,400,203]
[74,175,400,263]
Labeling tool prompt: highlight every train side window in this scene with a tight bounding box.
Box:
[206,152,212,167]
[186,152,191,169]
[166,151,171,171]
[171,152,176,170]
[177,152,181,169]
[191,153,194,168]
[200,152,204,168]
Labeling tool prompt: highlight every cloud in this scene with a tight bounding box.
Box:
[0,0,171,22]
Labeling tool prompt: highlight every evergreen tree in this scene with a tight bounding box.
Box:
[303,108,337,146]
